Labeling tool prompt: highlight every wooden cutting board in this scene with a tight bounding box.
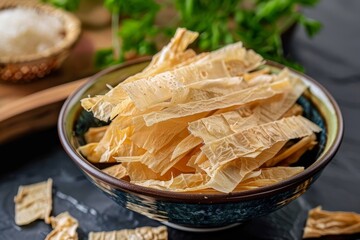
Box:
[0,79,87,143]
[0,25,112,143]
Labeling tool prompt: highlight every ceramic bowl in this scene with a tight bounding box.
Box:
[0,1,81,82]
[58,57,343,231]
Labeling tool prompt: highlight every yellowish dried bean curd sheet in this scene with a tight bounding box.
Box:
[14,178,53,226]
[303,206,360,238]
[89,226,168,240]
[79,28,322,194]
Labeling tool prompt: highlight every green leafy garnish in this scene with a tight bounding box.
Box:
[41,0,80,12]
[41,0,322,71]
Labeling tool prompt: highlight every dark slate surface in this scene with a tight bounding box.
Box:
[1,1,360,239]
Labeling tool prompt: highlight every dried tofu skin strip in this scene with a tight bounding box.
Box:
[171,135,203,160]
[258,72,307,122]
[202,116,321,165]
[133,173,209,192]
[114,156,142,162]
[14,178,52,225]
[89,226,168,240]
[174,52,208,68]
[122,42,263,111]
[188,107,259,144]
[235,166,304,191]
[123,162,162,182]
[185,77,246,95]
[195,42,263,72]
[94,125,145,163]
[84,126,108,143]
[81,28,198,121]
[102,164,128,179]
[45,212,78,240]
[79,117,140,163]
[86,117,131,162]
[303,206,360,238]
[134,144,287,193]
[264,134,317,167]
[123,162,181,182]
[279,140,317,166]
[152,77,247,108]
[173,152,197,173]
[196,156,212,174]
[143,79,290,126]
[186,150,204,173]
[243,67,271,81]
[282,103,303,118]
[131,112,208,153]
[139,129,190,175]
[110,96,168,120]
[81,95,102,113]
[241,169,262,181]
[81,92,123,122]
[134,164,300,193]
[145,28,198,70]
[187,70,306,143]
[197,167,303,193]
[252,166,304,180]
[204,141,286,193]
[234,180,279,191]
[107,51,206,120]
[78,142,100,163]
[109,98,138,119]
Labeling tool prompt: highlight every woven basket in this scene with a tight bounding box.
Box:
[0,0,81,82]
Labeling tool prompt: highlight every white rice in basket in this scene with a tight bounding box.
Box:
[0,7,64,57]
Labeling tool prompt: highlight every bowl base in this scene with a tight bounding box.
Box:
[161,221,242,232]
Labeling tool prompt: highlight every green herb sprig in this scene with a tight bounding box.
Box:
[42,0,322,71]
[42,0,80,12]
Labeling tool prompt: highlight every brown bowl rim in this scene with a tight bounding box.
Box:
[58,57,344,204]
[0,0,81,63]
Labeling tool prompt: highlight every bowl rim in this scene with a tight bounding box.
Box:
[58,57,344,204]
[0,0,81,63]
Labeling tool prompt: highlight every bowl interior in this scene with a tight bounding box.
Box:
[59,58,342,200]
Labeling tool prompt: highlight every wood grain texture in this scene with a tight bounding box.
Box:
[0,78,87,143]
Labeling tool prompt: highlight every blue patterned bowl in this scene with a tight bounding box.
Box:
[58,57,343,231]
